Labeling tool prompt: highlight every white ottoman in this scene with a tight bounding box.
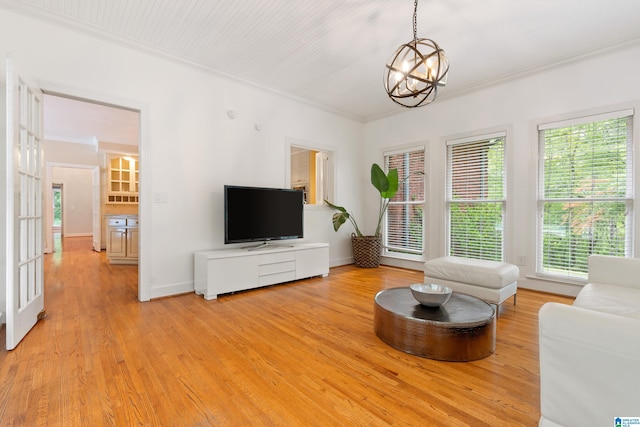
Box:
[424,256,519,306]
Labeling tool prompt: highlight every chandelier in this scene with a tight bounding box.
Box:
[383,0,449,108]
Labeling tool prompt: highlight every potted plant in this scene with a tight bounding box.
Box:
[325,163,401,268]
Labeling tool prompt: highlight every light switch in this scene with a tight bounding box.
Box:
[153,192,167,203]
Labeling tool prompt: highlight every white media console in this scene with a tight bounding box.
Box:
[194,242,329,300]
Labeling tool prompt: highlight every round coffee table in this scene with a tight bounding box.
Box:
[373,287,496,361]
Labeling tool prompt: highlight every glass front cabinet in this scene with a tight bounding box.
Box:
[108,155,139,204]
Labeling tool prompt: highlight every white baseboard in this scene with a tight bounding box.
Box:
[329,257,353,267]
[148,281,194,301]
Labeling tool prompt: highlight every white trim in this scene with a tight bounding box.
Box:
[38,81,149,302]
[380,143,427,259]
[45,162,100,254]
[380,256,425,272]
[148,281,193,300]
[383,144,425,157]
[444,130,509,261]
[534,106,635,279]
[285,136,337,205]
[44,135,98,146]
[379,139,433,260]
[446,130,507,146]
[538,108,635,130]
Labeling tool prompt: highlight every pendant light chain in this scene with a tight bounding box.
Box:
[413,0,418,42]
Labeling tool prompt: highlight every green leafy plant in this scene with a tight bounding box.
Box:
[325,163,400,238]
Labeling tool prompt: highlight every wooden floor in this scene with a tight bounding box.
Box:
[0,236,574,426]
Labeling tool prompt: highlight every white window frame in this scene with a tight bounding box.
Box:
[446,131,507,262]
[536,108,634,280]
[382,146,425,261]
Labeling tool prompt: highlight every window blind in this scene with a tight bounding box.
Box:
[537,112,633,279]
[447,135,506,261]
[384,148,425,256]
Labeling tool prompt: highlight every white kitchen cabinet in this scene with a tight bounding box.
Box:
[107,155,139,204]
[106,215,139,264]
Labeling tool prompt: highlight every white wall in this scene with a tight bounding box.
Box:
[0,79,5,321]
[0,9,362,300]
[44,140,102,166]
[43,140,103,252]
[52,167,93,236]
[364,44,640,296]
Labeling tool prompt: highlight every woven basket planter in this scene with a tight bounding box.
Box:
[351,235,382,268]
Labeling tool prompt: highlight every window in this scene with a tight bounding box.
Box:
[538,109,633,279]
[53,185,62,229]
[383,147,425,257]
[289,145,334,204]
[447,133,506,261]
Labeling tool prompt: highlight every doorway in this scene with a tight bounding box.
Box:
[43,92,141,294]
[52,184,62,235]
[48,164,100,249]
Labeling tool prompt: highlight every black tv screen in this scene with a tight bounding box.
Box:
[224,185,304,244]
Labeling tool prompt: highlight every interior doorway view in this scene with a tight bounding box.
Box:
[43,93,140,277]
[49,165,97,247]
[52,184,62,234]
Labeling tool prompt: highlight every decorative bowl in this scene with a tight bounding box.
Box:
[409,283,452,307]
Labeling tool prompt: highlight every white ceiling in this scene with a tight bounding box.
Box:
[43,94,140,146]
[5,0,640,141]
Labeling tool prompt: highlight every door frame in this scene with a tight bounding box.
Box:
[40,83,149,301]
[44,163,99,251]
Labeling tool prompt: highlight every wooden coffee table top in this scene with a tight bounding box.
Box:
[373,287,496,361]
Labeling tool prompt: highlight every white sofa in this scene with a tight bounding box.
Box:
[538,255,640,427]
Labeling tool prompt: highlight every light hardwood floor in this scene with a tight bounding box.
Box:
[0,236,573,426]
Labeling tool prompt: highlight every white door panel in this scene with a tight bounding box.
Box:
[4,55,44,350]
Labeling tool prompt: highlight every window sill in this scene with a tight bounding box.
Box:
[525,273,587,286]
[381,253,425,272]
[383,251,424,262]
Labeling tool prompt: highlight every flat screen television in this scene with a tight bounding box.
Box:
[224,185,304,247]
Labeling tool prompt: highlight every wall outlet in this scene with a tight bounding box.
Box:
[517,256,526,266]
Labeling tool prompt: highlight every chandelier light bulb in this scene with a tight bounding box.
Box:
[425,56,436,80]
[427,55,435,67]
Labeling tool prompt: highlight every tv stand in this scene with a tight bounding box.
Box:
[243,241,294,251]
[194,243,329,300]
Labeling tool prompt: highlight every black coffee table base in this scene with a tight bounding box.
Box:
[374,287,496,361]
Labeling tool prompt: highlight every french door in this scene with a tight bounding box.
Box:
[4,55,45,350]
